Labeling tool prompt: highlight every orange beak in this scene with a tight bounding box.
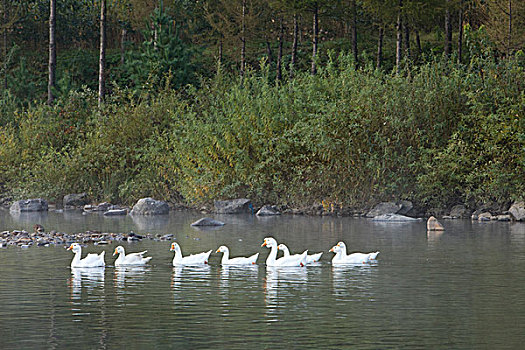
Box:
[261,241,267,247]
[329,247,335,252]
[170,244,175,251]
[215,248,220,253]
[113,249,118,256]
[67,245,73,250]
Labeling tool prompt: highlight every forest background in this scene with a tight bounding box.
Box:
[0,0,524,213]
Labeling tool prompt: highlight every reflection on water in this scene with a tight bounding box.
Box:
[331,264,378,303]
[427,230,444,246]
[69,267,105,300]
[264,266,308,315]
[114,266,149,291]
[172,265,211,294]
[219,265,258,289]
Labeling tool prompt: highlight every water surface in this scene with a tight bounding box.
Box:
[1,211,525,349]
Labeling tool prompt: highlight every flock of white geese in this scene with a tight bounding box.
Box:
[67,237,379,268]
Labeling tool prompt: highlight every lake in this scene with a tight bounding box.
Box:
[1,210,525,349]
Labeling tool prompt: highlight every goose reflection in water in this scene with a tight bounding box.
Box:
[114,266,149,301]
[219,265,259,289]
[69,267,105,300]
[331,264,377,302]
[264,266,308,312]
[171,265,211,292]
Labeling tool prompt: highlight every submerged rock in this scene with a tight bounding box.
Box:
[191,217,225,226]
[366,202,402,218]
[103,209,128,216]
[63,193,89,208]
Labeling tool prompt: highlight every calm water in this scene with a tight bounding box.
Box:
[1,210,525,349]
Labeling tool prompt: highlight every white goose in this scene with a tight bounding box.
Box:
[216,245,259,265]
[261,237,307,267]
[170,242,212,266]
[329,241,379,265]
[277,243,323,264]
[67,243,105,268]
[113,245,152,266]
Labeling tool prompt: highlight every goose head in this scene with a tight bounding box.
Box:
[67,243,81,254]
[113,246,125,256]
[329,244,343,254]
[170,242,181,252]
[261,237,277,248]
[277,244,289,253]
[216,245,229,253]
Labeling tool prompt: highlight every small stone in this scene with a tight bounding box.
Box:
[256,205,281,216]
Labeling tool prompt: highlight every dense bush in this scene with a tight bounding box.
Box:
[0,52,524,210]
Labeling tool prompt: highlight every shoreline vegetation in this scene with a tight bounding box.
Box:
[1,53,524,216]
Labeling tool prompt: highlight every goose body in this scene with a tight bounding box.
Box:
[262,237,307,267]
[216,245,259,265]
[170,242,211,266]
[67,243,105,268]
[113,245,152,266]
[278,243,323,264]
[329,241,379,265]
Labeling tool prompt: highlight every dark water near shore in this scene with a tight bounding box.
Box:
[1,210,525,349]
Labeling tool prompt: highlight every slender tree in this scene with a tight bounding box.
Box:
[351,0,358,66]
[99,0,106,107]
[276,16,283,81]
[396,0,403,72]
[458,0,464,62]
[444,0,452,57]
[241,0,246,76]
[291,13,298,76]
[376,26,383,69]
[311,3,318,75]
[47,0,56,105]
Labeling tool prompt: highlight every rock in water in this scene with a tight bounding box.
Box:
[256,205,281,216]
[191,217,225,226]
[10,199,48,213]
[63,193,89,208]
[427,216,445,231]
[130,198,169,215]
[509,201,525,221]
[366,202,402,218]
[103,209,128,216]
[372,213,420,222]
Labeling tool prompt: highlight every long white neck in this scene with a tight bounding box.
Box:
[116,252,125,264]
[172,249,182,264]
[281,246,290,257]
[71,250,82,266]
[221,249,230,264]
[266,245,278,265]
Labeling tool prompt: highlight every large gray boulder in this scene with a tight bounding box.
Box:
[372,213,420,222]
[10,198,48,213]
[366,202,402,218]
[509,201,525,221]
[191,217,225,226]
[130,197,169,215]
[449,204,470,218]
[214,198,252,214]
[256,205,281,216]
[63,193,89,208]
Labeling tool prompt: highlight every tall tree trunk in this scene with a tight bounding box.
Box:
[47,0,56,105]
[376,26,383,69]
[396,0,403,73]
[415,30,422,61]
[120,28,127,66]
[276,16,283,81]
[240,0,246,76]
[311,4,318,75]
[290,13,298,77]
[404,23,410,59]
[508,0,512,55]
[98,0,106,107]
[458,1,463,63]
[444,0,452,57]
[3,0,8,90]
[351,0,358,66]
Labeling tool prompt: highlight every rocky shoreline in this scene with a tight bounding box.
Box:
[1,195,525,249]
